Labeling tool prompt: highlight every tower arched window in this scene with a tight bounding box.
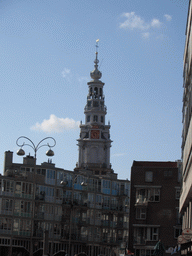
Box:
[94,115,98,122]
[94,87,98,96]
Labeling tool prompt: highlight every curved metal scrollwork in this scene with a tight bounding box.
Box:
[16,136,56,158]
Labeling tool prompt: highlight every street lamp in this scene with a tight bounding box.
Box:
[16,136,56,159]
[16,136,56,256]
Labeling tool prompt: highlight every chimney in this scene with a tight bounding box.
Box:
[3,151,13,174]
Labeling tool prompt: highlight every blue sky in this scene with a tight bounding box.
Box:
[0,0,189,179]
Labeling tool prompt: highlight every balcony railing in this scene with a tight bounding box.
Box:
[13,231,31,237]
[14,212,31,218]
[44,213,55,220]
[15,193,33,199]
[0,210,12,215]
[0,191,14,197]
[133,236,146,245]
[0,229,12,235]
[34,212,44,219]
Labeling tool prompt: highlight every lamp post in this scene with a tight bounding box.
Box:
[16,136,56,159]
[16,136,56,256]
[61,174,87,256]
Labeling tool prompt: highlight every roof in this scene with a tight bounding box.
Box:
[132,161,178,168]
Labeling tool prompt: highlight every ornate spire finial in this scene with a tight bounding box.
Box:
[95,39,99,68]
[90,39,102,80]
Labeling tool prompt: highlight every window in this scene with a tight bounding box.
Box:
[96,194,102,204]
[164,170,172,177]
[174,227,182,238]
[87,115,90,122]
[101,116,104,123]
[103,180,111,189]
[3,180,14,193]
[36,168,46,176]
[56,188,62,200]
[153,188,160,202]
[136,188,160,203]
[150,227,158,241]
[136,249,154,256]
[134,227,146,245]
[176,207,182,225]
[103,196,110,208]
[124,182,130,196]
[47,169,55,179]
[22,182,33,195]
[14,200,31,217]
[111,197,118,210]
[134,226,159,243]
[37,185,55,198]
[94,87,98,95]
[15,182,21,196]
[42,169,46,176]
[46,169,56,185]
[176,189,180,199]
[145,171,153,182]
[0,217,12,231]
[20,219,31,233]
[3,199,13,212]
[88,193,94,203]
[93,115,98,122]
[136,208,146,219]
[65,190,72,200]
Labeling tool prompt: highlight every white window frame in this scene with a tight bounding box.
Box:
[136,207,146,219]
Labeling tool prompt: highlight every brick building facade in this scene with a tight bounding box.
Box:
[128,161,181,256]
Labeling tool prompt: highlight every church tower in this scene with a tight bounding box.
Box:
[76,42,113,173]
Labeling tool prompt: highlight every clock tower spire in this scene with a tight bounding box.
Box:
[76,41,113,173]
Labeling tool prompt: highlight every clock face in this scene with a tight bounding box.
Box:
[91,130,100,139]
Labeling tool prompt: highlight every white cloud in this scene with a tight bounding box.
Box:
[120,12,163,39]
[62,68,71,78]
[151,19,162,28]
[142,32,150,39]
[164,14,172,21]
[31,114,80,133]
[120,12,149,30]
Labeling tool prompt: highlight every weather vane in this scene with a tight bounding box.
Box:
[96,39,99,53]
